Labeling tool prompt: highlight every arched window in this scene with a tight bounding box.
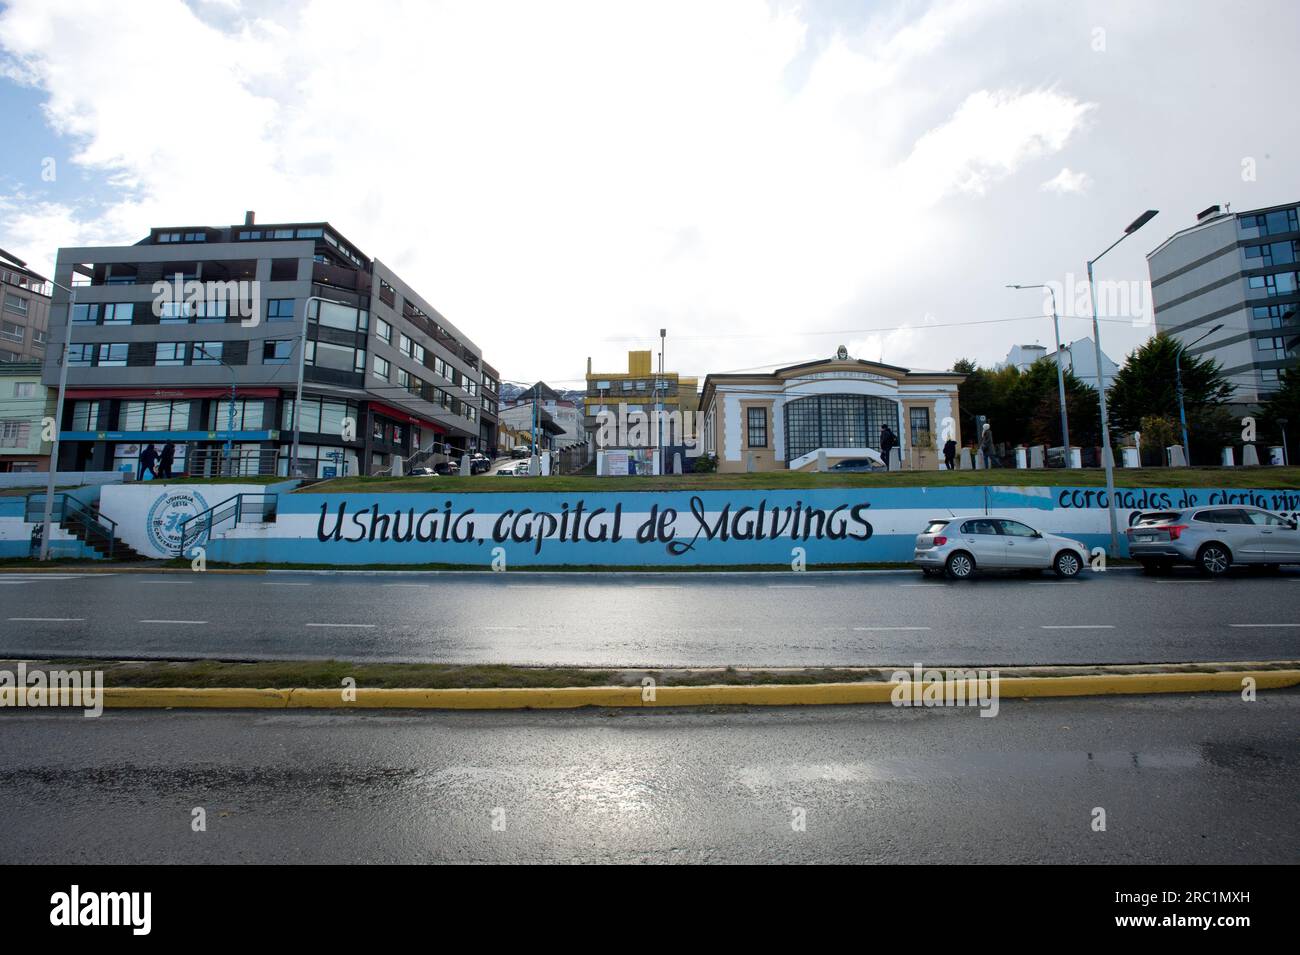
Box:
[783,394,898,461]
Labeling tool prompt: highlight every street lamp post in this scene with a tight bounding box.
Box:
[1008,283,1071,457]
[1175,323,1224,464]
[1086,209,1159,556]
[39,277,78,561]
[657,328,666,475]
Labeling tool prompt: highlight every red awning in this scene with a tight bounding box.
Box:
[366,400,446,433]
[65,387,282,400]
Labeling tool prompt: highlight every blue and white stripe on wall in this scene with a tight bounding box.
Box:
[86,483,1300,566]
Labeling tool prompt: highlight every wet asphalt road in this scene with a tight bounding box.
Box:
[1,692,1295,864]
[2,568,1299,667]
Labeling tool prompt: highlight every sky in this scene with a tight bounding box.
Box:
[1,0,1297,390]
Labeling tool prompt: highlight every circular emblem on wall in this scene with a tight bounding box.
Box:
[146,489,210,556]
[836,345,848,360]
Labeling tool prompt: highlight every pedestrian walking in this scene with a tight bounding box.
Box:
[979,423,995,469]
[880,425,897,470]
[138,444,158,480]
[158,442,176,480]
[943,436,957,470]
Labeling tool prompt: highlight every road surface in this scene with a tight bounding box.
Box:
[1,692,1295,863]
[2,568,1299,666]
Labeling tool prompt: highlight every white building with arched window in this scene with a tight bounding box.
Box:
[698,350,965,471]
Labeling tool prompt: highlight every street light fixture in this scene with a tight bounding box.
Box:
[1086,210,1158,557]
[1008,283,1071,458]
[1175,323,1224,462]
[38,275,80,561]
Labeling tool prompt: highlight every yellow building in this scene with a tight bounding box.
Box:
[698,349,965,472]
[584,350,697,433]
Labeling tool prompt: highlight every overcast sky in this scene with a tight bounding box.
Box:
[1,0,1297,389]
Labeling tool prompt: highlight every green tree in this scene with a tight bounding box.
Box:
[1015,358,1101,448]
[1107,333,1234,464]
[1258,366,1300,453]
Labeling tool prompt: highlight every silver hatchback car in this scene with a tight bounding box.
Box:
[1126,505,1300,575]
[914,516,1090,579]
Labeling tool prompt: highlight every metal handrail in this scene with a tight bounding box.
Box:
[25,493,120,559]
[177,492,278,555]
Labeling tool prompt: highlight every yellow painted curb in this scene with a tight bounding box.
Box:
[82,669,1300,710]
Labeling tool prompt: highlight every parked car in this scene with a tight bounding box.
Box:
[408,466,436,477]
[827,456,884,473]
[510,446,532,459]
[433,461,460,475]
[1126,506,1300,576]
[469,453,491,475]
[495,462,527,476]
[913,516,1089,579]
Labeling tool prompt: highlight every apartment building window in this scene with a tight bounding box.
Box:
[73,303,132,324]
[159,301,189,323]
[1244,241,1299,268]
[267,299,296,322]
[621,381,634,392]
[67,344,94,366]
[32,329,46,346]
[14,382,36,398]
[209,399,264,431]
[191,342,224,365]
[96,343,128,367]
[310,299,368,333]
[1,321,22,343]
[376,318,392,344]
[909,407,931,445]
[305,340,366,373]
[1241,209,1299,237]
[398,334,425,364]
[3,294,28,315]
[1248,272,1299,297]
[373,355,391,381]
[155,342,187,366]
[464,379,478,397]
[747,407,768,448]
[263,340,294,364]
[194,298,227,323]
[281,397,356,436]
[1253,305,1296,327]
[70,400,99,430]
[0,419,31,448]
[121,399,189,431]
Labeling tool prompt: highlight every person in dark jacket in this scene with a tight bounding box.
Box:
[138,444,158,480]
[880,425,897,470]
[157,442,176,480]
[943,437,957,470]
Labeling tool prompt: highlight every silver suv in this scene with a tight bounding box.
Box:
[913,516,1090,579]
[1126,506,1300,575]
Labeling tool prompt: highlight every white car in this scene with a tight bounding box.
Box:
[914,516,1090,579]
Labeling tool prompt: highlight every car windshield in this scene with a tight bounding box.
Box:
[1134,512,1181,526]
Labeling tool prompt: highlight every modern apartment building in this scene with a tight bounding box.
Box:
[1,248,52,363]
[480,361,501,455]
[1147,201,1300,403]
[1002,336,1119,391]
[42,214,491,477]
[0,361,53,472]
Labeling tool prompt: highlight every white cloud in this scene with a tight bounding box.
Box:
[5,0,1279,382]
[1040,167,1092,194]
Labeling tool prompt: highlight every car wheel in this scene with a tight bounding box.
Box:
[1053,550,1082,578]
[945,551,975,580]
[1197,543,1231,576]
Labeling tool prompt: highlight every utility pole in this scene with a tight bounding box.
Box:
[39,277,78,560]
[658,328,666,475]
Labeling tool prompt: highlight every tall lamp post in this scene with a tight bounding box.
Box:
[1086,209,1159,556]
[39,277,79,561]
[1175,323,1224,463]
[657,328,666,475]
[1008,283,1071,457]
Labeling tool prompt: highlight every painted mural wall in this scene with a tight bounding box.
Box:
[79,482,1300,566]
